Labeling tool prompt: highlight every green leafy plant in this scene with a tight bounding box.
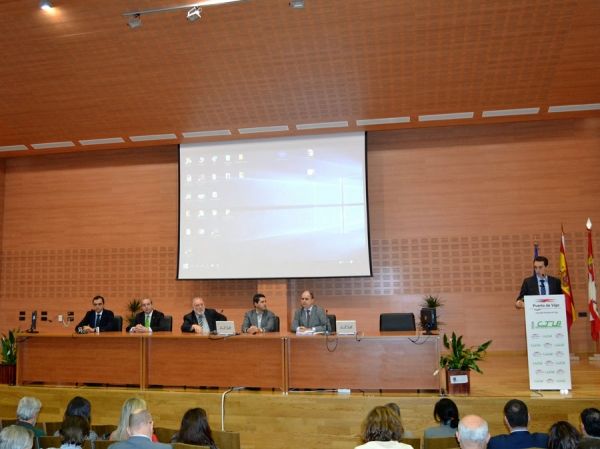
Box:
[125,298,142,326]
[438,332,492,374]
[1,328,20,365]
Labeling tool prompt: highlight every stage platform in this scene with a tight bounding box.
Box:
[1,354,600,449]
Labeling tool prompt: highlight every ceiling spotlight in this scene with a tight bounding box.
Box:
[40,0,53,10]
[289,0,304,8]
[187,6,202,21]
[127,14,142,28]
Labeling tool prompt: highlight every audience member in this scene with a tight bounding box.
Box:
[0,426,34,449]
[456,415,489,449]
[171,408,218,449]
[126,298,168,333]
[424,398,459,438]
[109,410,171,449]
[355,406,413,449]
[549,421,581,449]
[488,399,549,449]
[290,291,329,333]
[53,397,98,442]
[181,297,226,334]
[578,408,600,449]
[110,398,158,442]
[242,294,276,334]
[15,397,46,438]
[55,416,90,449]
[75,295,115,333]
[384,403,413,438]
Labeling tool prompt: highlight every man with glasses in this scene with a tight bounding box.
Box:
[76,295,116,333]
[181,297,226,334]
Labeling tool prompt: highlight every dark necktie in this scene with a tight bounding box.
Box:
[198,315,204,329]
[306,310,311,327]
[540,280,546,295]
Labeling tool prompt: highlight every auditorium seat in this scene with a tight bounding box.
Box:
[379,313,416,331]
[154,427,177,443]
[93,440,116,449]
[327,314,336,333]
[272,315,280,332]
[82,440,92,449]
[113,316,123,332]
[172,443,210,449]
[38,436,61,449]
[91,424,117,437]
[44,422,62,436]
[423,436,459,449]
[163,316,173,332]
[402,437,421,449]
[212,430,241,449]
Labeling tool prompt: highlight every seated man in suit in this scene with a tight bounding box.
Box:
[181,297,226,334]
[488,399,549,449]
[456,415,490,449]
[109,410,171,449]
[75,295,116,333]
[578,407,600,449]
[516,256,562,309]
[290,290,329,333]
[242,293,276,334]
[126,297,168,333]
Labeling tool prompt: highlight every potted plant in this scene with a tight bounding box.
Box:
[1,328,20,385]
[125,298,142,327]
[419,294,445,331]
[437,331,492,395]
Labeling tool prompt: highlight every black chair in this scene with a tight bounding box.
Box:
[326,314,336,333]
[113,315,123,332]
[163,315,173,331]
[272,315,280,332]
[379,313,415,331]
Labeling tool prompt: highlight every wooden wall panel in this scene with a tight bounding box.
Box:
[1,119,600,353]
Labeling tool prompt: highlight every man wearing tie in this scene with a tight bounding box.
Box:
[126,297,168,333]
[515,256,562,309]
[181,297,227,334]
[290,290,329,333]
[76,295,116,333]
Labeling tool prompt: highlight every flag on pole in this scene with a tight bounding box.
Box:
[533,243,539,276]
[559,228,576,330]
[587,224,600,341]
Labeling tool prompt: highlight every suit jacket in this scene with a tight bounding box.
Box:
[109,435,172,449]
[75,309,116,332]
[181,308,227,333]
[126,310,168,332]
[488,431,549,449]
[242,309,276,333]
[290,304,329,332]
[518,275,562,301]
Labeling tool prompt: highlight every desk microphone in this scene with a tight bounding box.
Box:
[324,309,330,336]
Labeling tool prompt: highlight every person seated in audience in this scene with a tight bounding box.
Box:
[423,398,459,438]
[171,408,218,449]
[0,426,34,449]
[355,405,413,449]
[109,411,171,449]
[578,408,600,449]
[53,397,98,443]
[384,403,413,438]
[110,398,158,442]
[53,416,90,449]
[456,415,490,449]
[488,399,549,449]
[549,421,581,449]
[14,397,47,439]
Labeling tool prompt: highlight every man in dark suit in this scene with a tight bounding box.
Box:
[109,410,171,449]
[290,290,329,333]
[516,256,562,309]
[488,399,549,449]
[242,293,276,333]
[578,407,600,449]
[181,297,226,334]
[75,295,115,333]
[456,414,490,449]
[126,297,168,333]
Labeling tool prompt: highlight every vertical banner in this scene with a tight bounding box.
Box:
[524,294,572,390]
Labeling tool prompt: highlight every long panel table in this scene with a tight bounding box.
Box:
[16,332,439,392]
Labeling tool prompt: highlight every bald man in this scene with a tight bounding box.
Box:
[456,415,490,449]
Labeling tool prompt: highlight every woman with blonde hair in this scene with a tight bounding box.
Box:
[356,406,413,449]
[110,397,158,442]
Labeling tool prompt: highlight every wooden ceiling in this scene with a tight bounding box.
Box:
[1,0,599,157]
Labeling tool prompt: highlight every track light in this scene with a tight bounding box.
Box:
[127,14,142,28]
[187,6,202,21]
[289,0,305,8]
[40,0,53,10]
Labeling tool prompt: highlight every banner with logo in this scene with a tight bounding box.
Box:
[524,294,572,390]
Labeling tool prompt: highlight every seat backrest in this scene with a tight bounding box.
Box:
[93,440,116,449]
[379,313,416,331]
[154,427,178,444]
[43,422,62,437]
[423,436,459,449]
[38,436,61,449]
[172,443,210,449]
[272,315,280,332]
[91,424,117,437]
[326,314,336,332]
[82,440,92,449]
[164,316,173,332]
[113,316,123,332]
[212,430,241,449]
[402,438,421,449]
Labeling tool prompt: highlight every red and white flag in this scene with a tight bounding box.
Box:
[587,223,600,341]
[559,228,576,330]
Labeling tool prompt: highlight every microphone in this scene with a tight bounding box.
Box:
[324,309,330,336]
